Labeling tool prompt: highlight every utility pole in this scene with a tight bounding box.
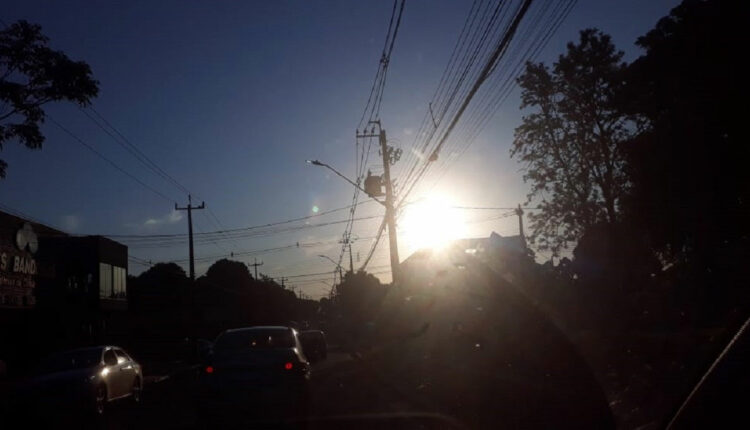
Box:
[175,195,205,281]
[339,235,355,274]
[249,257,264,280]
[175,195,205,361]
[516,204,526,249]
[357,120,401,283]
[318,254,344,284]
[280,277,288,289]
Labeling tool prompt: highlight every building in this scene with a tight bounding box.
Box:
[399,232,532,287]
[453,232,530,279]
[0,210,128,369]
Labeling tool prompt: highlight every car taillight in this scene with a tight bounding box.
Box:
[284,362,293,370]
[205,365,214,374]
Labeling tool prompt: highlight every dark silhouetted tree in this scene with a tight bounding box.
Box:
[195,259,314,334]
[512,29,632,255]
[623,0,746,270]
[205,258,253,288]
[129,262,189,312]
[0,20,99,177]
[335,271,386,342]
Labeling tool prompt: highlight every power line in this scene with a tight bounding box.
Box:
[80,106,243,254]
[397,0,535,207]
[80,107,190,195]
[120,214,383,249]
[452,205,540,210]
[425,0,577,192]
[108,200,377,240]
[396,0,504,193]
[343,0,407,285]
[47,115,177,203]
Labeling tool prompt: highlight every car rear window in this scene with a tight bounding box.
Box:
[215,329,295,350]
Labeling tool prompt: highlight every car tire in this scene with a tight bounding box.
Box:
[94,384,107,416]
[131,378,142,404]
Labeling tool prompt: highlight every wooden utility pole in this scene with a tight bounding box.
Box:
[380,126,400,283]
[358,120,401,283]
[175,195,204,360]
[249,257,264,280]
[175,195,205,281]
[516,204,526,249]
[339,235,355,274]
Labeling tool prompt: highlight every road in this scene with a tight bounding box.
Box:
[5,352,412,429]
[6,337,615,429]
[6,308,619,430]
[5,350,467,429]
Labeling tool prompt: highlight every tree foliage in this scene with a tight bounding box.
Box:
[335,270,385,323]
[0,20,99,177]
[204,258,253,288]
[128,263,190,311]
[622,0,746,267]
[512,29,632,255]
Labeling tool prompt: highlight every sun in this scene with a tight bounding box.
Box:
[399,194,467,252]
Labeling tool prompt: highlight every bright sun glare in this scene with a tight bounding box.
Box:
[400,194,467,252]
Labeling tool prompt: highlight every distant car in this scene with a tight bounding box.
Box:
[198,326,311,421]
[22,346,142,416]
[299,330,327,362]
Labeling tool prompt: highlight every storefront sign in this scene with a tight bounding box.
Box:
[0,223,38,307]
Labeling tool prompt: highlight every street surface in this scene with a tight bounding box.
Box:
[7,350,467,429]
[6,333,613,430]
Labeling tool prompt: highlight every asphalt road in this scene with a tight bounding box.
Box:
[9,352,373,429]
[8,339,613,429]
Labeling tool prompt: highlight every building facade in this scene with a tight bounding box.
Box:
[0,210,128,370]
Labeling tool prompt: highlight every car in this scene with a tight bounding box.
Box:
[198,326,311,422]
[298,330,327,362]
[21,346,142,416]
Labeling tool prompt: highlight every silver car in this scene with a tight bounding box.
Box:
[26,346,143,415]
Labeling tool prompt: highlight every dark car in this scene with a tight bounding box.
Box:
[299,330,327,362]
[198,326,311,422]
[21,346,142,416]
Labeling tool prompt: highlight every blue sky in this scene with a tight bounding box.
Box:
[0,0,680,297]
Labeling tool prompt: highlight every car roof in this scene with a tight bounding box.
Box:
[52,346,106,355]
[223,326,292,334]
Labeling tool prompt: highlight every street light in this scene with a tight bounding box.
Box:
[318,254,344,282]
[306,160,385,207]
[307,156,399,284]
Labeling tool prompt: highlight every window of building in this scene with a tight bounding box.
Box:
[113,266,126,299]
[100,263,126,299]
[99,263,112,298]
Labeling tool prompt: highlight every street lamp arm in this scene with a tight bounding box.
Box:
[317,254,342,269]
[306,160,386,207]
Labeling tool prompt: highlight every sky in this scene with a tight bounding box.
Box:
[0,0,681,298]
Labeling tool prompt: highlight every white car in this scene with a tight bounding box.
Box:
[25,345,143,416]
